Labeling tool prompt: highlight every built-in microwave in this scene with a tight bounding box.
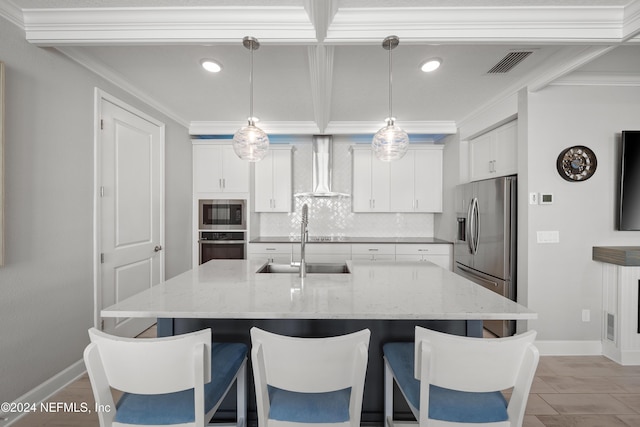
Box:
[199,199,246,230]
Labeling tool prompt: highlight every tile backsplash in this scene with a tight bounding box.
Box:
[258,136,435,238]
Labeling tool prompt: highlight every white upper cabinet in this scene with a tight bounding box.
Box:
[352,147,390,212]
[389,146,443,213]
[254,146,293,212]
[469,120,517,181]
[193,143,250,194]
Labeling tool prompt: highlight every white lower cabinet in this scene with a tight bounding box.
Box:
[395,244,452,270]
[601,264,640,365]
[292,244,352,264]
[248,242,453,270]
[351,244,396,262]
[247,243,293,264]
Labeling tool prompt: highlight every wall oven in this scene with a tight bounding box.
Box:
[199,199,246,230]
[199,231,246,264]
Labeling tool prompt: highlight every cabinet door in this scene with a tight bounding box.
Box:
[389,151,415,212]
[254,150,274,212]
[414,149,443,212]
[352,149,374,212]
[370,157,390,212]
[470,132,494,181]
[193,145,223,193]
[493,121,517,177]
[220,146,249,193]
[271,149,292,212]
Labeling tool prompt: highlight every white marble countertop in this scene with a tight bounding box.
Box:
[101,260,536,320]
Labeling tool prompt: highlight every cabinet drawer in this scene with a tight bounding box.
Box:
[395,244,451,256]
[351,244,395,256]
[352,254,396,262]
[292,244,352,256]
[248,243,293,254]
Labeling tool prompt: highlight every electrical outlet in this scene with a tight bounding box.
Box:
[582,309,591,322]
[536,231,560,243]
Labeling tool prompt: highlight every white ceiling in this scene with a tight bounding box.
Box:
[3,0,640,138]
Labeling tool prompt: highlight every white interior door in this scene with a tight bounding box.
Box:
[98,94,164,337]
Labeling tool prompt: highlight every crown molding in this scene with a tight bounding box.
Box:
[326,5,626,44]
[189,120,456,135]
[23,6,316,45]
[0,0,24,29]
[552,71,640,87]
[324,120,457,135]
[189,121,320,135]
[59,46,189,127]
[623,0,640,41]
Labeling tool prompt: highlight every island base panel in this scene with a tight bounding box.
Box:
[158,318,481,424]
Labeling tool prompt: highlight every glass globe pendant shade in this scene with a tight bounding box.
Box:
[232,121,269,162]
[233,36,269,162]
[372,120,409,161]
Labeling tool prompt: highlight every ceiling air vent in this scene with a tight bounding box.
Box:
[487,51,533,74]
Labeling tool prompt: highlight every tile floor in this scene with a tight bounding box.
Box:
[10,327,640,427]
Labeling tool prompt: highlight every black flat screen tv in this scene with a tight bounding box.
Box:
[619,130,640,230]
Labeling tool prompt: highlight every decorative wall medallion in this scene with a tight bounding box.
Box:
[556,145,597,182]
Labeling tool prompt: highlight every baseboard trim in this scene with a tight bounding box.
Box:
[535,340,602,356]
[1,359,86,426]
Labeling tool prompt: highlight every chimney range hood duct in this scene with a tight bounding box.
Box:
[295,135,349,198]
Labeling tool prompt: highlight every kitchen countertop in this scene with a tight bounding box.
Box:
[101,259,536,321]
[249,236,452,244]
[593,246,640,266]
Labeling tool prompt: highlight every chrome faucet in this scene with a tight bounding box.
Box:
[299,203,309,278]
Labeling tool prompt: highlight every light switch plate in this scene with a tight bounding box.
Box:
[537,231,560,243]
[529,193,538,205]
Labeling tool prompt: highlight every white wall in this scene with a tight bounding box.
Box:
[524,84,640,342]
[0,17,192,405]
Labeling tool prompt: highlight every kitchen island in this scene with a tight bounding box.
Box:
[102,259,536,422]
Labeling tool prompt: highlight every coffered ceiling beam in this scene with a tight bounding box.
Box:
[308,45,334,134]
[23,6,317,45]
[303,0,339,42]
[326,5,628,44]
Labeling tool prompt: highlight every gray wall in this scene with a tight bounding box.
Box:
[524,84,640,341]
[0,17,192,404]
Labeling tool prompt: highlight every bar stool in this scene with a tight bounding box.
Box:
[250,327,370,427]
[383,326,538,427]
[84,327,247,427]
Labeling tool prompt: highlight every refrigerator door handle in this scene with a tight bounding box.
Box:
[466,198,474,254]
[457,264,499,289]
[468,197,479,255]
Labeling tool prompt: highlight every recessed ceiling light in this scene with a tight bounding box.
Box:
[420,58,442,73]
[201,59,222,73]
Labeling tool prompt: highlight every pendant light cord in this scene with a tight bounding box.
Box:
[388,44,393,123]
[249,44,254,124]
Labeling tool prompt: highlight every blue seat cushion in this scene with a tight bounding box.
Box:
[113,342,247,425]
[383,342,509,424]
[267,386,351,423]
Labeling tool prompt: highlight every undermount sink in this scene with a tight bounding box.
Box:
[257,262,351,274]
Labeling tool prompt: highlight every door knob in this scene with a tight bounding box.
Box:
[154,245,163,252]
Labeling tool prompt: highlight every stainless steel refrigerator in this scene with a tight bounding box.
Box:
[454,175,517,337]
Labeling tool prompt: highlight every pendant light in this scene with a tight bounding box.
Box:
[232,36,269,162]
[372,35,409,162]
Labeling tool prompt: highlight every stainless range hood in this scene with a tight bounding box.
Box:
[295,135,349,198]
